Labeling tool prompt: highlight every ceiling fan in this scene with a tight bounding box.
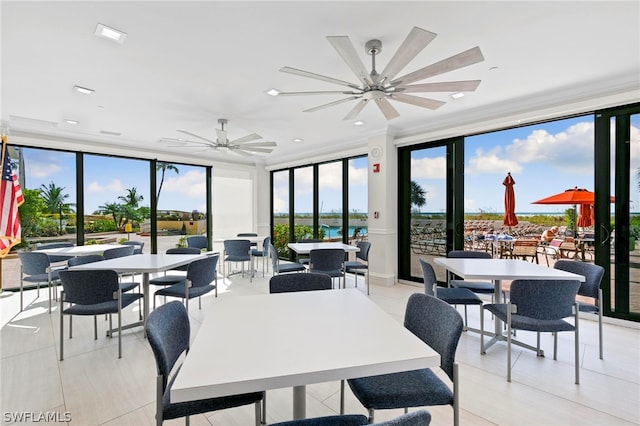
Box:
[161,119,276,156]
[277,26,485,120]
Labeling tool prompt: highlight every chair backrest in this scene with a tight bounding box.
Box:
[224,239,251,260]
[121,240,144,254]
[447,250,491,259]
[372,410,432,426]
[145,301,190,391]
[166,247,202,255]
[67,254,104,267]
[553,260,604,300]
[18,252,51,275]
[36,242,73,250]
[186,235,208,249]
[309,249,344,271]
[404,293,463,381]
[269,273,332,293]
[186,255,218,288]
[237,232,258,237]
[59,269,120,305]
[269,243,280,272]
[355,241,371,262]
[509,279,581,320]
[103,245,135,259]
[418,257,437,297]
[261,236,271,253]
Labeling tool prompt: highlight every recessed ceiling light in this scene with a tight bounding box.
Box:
[450,92,465,99]
[63,119,79,125]
[266,88,281,96]
[292,138,304,143]
[353,120,365,126]
[95,23,127,44]
[74,85,94,95]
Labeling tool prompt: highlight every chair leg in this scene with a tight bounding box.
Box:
[574,303,580,385]
[479,305,485,354]
[339,380,345,414]
[598,289,604,360]
[117,291,122,359]
[507,302,512,382]
[261,393,267,425]
[453,362,460,426]
[368,409,375,424]
[94,315,98,340]
[553,332,558,360]
[254,400,261,426]
[59,295,64,361]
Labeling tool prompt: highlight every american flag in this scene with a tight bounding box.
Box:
[0,135,24,257]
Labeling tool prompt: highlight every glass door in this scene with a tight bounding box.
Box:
[595,104,640,320]
[399,139,460,283]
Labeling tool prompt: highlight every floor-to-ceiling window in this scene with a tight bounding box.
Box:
[318,161,342,242]
[347,157,368,243]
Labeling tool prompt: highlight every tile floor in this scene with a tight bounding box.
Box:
[1,267,639,425]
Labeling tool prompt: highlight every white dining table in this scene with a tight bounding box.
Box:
[433,257,585,354]
[69,253,207,330]
[287,242,360,254]
[171,289,439,420]
[35,243,126,257]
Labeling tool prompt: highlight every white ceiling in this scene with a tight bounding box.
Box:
[2,1,639,168]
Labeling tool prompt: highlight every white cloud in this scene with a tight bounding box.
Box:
[162,170,206,198]
[411,156,446,179]
[26,163,62,178]
[467,146,522,175]
[86,179,125,193]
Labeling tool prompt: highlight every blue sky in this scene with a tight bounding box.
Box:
[17,113,639,215]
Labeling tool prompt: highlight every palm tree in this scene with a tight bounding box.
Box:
[156,162,179,208]
[39,181,69,214]
[118,187,144,208]
[97,202,124,228]
[410,180,427,212]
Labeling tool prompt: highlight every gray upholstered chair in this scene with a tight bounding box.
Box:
[269,243,306,274]
[344,241,371,294]
[269,272,332,293]
[18,251,62,313]
[149,247,202,301]
[186,235,208,250]
[272,410,431,426]
[154,254,219,310]
[296,238,322,265]
[223,239,252,280]
[58,269,142,360]
[480,279,581,383]
[103,245,141,315]
[237,232,259,249]
[446,250,495,298]
[343,293,462,425]
[554,260,605,359]
[309,248,345,289]
[121,240,144,254]
[419,257,483,332]
[145,301,264,426]
[251,236,271,276]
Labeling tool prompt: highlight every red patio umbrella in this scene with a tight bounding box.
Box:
[503,172,518,227]
[577,204,593,228]
[532,187,614,235]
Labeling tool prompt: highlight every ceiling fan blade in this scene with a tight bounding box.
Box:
[375,97,400,120]
[303,96,361,113]
[390,46,485,86]
[380,27,437,82]
[177,130,217,146]
[343,99,368,120]
[391,93,445,110]
[327,36,372,86]
[230,133,262,144]
[278,90,360,96]
[228,148,254,157]
[280,66,361,90]
[237,141,277,148]
[237,147,273,154]
[398,80,481,93]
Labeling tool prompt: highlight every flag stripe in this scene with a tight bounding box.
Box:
[0,135,23,257]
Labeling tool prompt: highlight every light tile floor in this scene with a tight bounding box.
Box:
[1,269,639,425]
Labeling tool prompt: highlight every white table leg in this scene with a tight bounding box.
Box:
[293,385,306,419]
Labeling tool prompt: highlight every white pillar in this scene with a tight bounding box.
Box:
[367,131,397,287]
[255,163,271,238]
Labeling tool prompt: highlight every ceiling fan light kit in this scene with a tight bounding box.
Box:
[278,26,485,120]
